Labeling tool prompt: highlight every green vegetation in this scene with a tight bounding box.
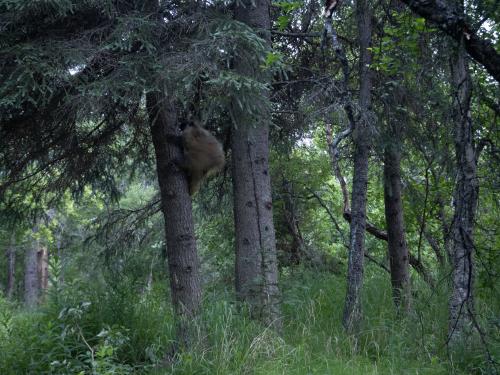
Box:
[1,0,499,373]
[1,266,496,374]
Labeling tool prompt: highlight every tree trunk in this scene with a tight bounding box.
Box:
[6,235,16,299]
[24,227,40,308]
[55,224,65,284]
[282,178,307,265]
[231,123,282,329]
[383,142,411,311]
[147,92,203,348]
[37,246,49,300]
[448,36,478,346]
[232,0,282,330]
[342,0,373,334]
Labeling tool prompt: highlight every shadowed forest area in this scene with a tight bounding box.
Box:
[0,0,499,374]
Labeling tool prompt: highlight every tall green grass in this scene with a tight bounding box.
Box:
[0,268,497,374]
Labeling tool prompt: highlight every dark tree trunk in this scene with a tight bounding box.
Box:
[380,1,411,312]
[6,236,15,299]
[342,0,373,334]
[232,0,282,330]
[147,92,203,348]
[24,227,40,308]
[383,143,411,311]
[448,36,478,346]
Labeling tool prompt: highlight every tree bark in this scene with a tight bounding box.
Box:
[6,235,16,299]
[147,92,203,348]
[55,222,65,284]
[399,0,500,82]
[342,0,373,335]
[231,123,282,329]
[24,226,40,308]
[379,0,412,315]
[384,143,411,311]
[448,35,478,346]
[232,0,282,330]
[37,246,49,300]
[281,178,307,265]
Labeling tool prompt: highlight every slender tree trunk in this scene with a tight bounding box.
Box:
[448,36,478,346]
[282,178,307,265]
[142,256,155,295]
[25,226,40,308]
[37,246,49,300]
[342,0,373,335]
[6,235,16,299]
[147,92,202,348]
[56,224,65,284]
[384,142,411,311]
[380,1,411,312]
[232,0,282,330]
[24,248,38,307]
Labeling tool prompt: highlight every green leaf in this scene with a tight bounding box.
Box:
[277,15,290,31]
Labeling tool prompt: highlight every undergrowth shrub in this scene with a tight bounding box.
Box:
[0,275,174,374]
